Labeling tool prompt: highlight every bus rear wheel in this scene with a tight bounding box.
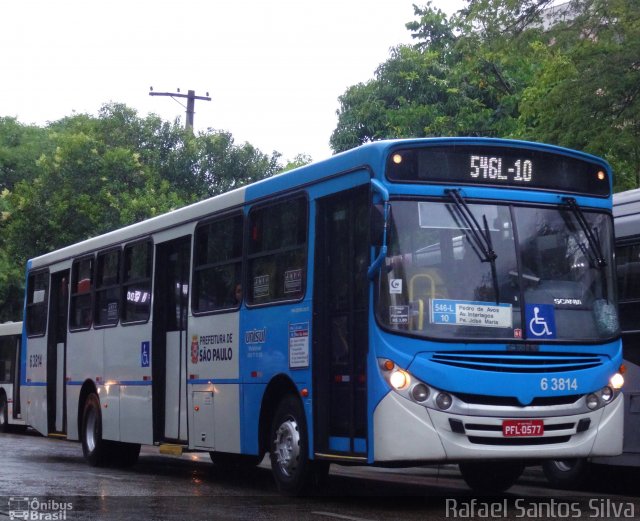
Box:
[81,393,109,466]
[459,461,524,493]
[269,394,328,494]
[0,393,7,433]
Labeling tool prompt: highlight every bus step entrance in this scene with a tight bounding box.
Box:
[159,443,185,456]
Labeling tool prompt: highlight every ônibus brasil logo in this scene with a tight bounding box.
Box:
[8,497,73,520]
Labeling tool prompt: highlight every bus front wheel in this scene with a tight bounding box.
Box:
[269,394,328,494]
[81,393,108,466]
[542,458,589,489]
[459,461,524,493]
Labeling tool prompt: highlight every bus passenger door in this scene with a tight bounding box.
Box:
[153,237,191,443]
[47,270,69,435]
[313,186,369,458]
[13,332,21,418]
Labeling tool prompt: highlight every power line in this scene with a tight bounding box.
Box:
[148,87,211,131]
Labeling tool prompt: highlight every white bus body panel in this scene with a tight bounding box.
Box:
[373,391,623,462]
[23,334,48,435]
[99,383,120,441]
[164,330,187,441]
[120,383,153,444]
[188,313,240,452]
[103,323,153,444]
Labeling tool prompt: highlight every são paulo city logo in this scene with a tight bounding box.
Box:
[191,334,233,364]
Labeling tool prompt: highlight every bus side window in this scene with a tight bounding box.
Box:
[247,196,308,305]
[70,257,95,330]
[26,271,49,336]
[122,240,153,324]
[192,213,244,313]
[94,249,121,327]
[0,341,9,382]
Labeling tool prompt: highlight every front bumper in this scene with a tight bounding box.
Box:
[373,391,623,463]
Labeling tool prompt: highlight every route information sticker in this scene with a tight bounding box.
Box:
[431,299,513,328]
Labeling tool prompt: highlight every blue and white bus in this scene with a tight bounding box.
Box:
[21,138,624,493]
[0,321,25,432]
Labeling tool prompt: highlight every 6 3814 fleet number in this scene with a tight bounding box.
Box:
[540,377,578,391]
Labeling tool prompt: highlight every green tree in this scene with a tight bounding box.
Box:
[280,153,313,173]
[331,0,639,190]
[0,117,51,191]
[330,1,549,152]
[518,0,640,190]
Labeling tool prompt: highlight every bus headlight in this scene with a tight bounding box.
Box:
[586,393,600,410]
[411,383,430,402]
[600,386,613,403]
[379,358,453,410]
[609,372,624,390]
[435,392,453,410]
[389,369,410,390]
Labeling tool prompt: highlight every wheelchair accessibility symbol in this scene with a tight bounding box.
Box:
[141,341,150,367]
[525,304,556,339]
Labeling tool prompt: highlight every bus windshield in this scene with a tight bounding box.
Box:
[376,200,619,341]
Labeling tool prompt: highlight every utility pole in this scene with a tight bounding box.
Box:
[148,87,211,131]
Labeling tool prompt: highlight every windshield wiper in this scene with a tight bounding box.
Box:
[445,189,500,304]
[562,197,607,268]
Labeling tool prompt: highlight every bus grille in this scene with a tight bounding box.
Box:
[431,351,603,373]
[455,393,581,407]
[450,418,589,447]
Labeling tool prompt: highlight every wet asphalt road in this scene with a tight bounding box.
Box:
[1,430,639,520]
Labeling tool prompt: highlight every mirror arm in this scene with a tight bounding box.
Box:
[368,179,390,280]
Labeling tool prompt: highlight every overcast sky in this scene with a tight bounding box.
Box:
[1,0,465,163]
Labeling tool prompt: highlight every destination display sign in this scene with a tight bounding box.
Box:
[431,299,513,329]
[386,145,610,197]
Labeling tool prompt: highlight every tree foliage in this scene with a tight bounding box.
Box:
[0,104,285,321]
[518,0,640,189]
[331,0,639,189]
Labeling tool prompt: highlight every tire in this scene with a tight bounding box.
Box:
[459,461,524,493]
[0,393,8,433]
[542,458,589,489]
[81,393,109,466]
[269,394,328,495]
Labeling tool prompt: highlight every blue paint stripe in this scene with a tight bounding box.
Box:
[66,380,152,386]
[22,382,47,387]
[188,379,239,385]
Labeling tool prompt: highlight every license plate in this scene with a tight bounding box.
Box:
[502,419,544,437]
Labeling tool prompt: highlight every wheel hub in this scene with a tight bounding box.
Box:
[85,409,97,452]
[553,459,576,472]
[274,418,300,477]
